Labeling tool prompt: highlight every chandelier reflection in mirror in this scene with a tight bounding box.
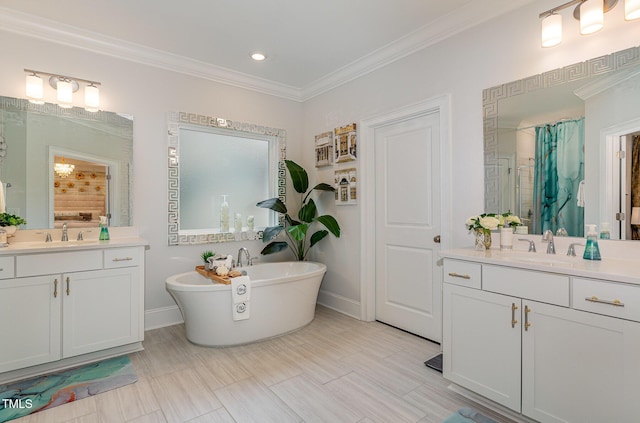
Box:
[24,69,101,112]
[54,158,75,178]
[540,0,640,48]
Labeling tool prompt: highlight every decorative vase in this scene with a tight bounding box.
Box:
[500,227,514,250]
[474,228,492,251]
[4,225,17,237]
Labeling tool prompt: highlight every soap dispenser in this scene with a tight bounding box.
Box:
[583,224,601,261]
[99,216,110,241]
[599,222,611,239]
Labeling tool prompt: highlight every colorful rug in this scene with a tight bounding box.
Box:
[443,407,498,423]
[0,355,137,422]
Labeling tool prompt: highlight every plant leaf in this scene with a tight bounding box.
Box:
[311,183,335,192]
[309,230,328,248]
[316,215,341,237]
[286,215,301,227]
[288,223,308,241]
[262,225,284,242]
[256,198,287,214]
[298,198,317,223]
[285,160,309,194]
[260,241,289,255]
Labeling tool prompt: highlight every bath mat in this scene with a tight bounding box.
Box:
[0,355,137,423]
[443,407,498,423]
[425,352,443,373]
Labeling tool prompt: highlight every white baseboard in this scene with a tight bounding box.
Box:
[145,305,183,331]
[317,289,361,320]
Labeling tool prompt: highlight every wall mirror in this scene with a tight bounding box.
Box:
[484,45,640,240]
[0,96,133,230]
[167,111,286,246]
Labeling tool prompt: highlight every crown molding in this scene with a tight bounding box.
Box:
[0,7,302,101]
[0,2,532,103]
[300,0,534,101]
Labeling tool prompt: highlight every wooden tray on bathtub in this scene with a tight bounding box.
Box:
[195,265,242,285]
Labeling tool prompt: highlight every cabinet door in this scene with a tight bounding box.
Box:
[0,275,61,372]
[62,267,140,357]
[443,283,521,411]
[522,301,640,423]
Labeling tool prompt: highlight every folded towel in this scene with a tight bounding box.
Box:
[231,275,251,321]
[576,180,585,207]
[0,180,5,213]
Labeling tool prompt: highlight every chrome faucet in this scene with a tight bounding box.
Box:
[237,248,252,267]
[518,238,536,253]
[61,222,69,242]
[567,242,585,257]
[541,230,555,254]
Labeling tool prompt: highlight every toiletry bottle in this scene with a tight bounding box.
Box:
[99,216,110,241]
[220,195,230,232]
[599,222,611,239]
[583,224,601,261]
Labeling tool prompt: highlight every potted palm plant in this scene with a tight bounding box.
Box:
[257,160,340,261]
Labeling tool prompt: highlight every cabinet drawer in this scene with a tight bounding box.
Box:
[104,247,140,268]
[573,278,640,322]
[443,259,481,289]
[0,256,15,279]
[483,265,569,306]
[17,251,102,277]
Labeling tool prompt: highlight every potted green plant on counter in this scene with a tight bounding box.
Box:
[257,160,340,261]
[0,212,27,237]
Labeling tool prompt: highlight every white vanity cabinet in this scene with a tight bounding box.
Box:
[0,243,145,380]
[442,257,640,423]
[0,274,61,373]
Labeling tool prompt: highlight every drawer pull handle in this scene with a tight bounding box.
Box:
[113,257,133,262]
[511,303,518,328]
[585,296,625,307]
[53,278,58,298]
[448,272,471,280]
[524,305,532,331]
[66,277,70,296]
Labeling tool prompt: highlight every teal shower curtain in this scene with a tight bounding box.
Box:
[533,118,585,237]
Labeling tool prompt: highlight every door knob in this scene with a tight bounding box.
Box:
[433,235,441,243]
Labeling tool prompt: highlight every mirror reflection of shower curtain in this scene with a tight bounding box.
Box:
[533,118,585,237]
[632,135,640,240]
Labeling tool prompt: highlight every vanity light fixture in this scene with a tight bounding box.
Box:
[23,69,101,112]
[539,0,639,47]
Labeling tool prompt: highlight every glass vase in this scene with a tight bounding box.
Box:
[474,228,492,251]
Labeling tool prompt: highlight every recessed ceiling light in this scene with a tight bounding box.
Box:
[251,52,267,61]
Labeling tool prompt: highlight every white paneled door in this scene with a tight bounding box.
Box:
[374,111,441,341]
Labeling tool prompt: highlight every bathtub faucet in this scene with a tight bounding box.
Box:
[237,248,253,267]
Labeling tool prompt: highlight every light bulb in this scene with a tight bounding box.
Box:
[580,0,604,35]
[57,79,73,108]
[541,14,562,47]
[85,84,100,112]
[25,73,44,104]
[626,0,640,20]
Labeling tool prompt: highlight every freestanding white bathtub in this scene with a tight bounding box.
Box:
[166,261,327,347]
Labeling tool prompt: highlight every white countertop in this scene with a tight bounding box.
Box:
[0,237,148,255]
[440,248,640,286]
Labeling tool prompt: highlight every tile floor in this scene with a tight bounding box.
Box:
[12,306,514,423]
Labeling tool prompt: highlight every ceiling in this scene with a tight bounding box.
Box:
[0,0,534,100]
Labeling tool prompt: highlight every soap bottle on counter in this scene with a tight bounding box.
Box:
[583,224,601,261]
[599,222,611,239]
[99,216,110,241]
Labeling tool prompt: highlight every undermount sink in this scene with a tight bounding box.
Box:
[10,239,101,249]
[500,252,578,268]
